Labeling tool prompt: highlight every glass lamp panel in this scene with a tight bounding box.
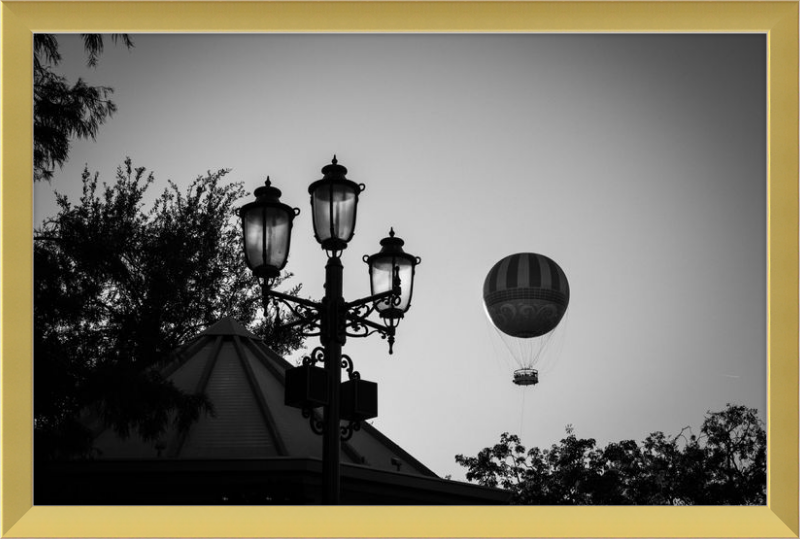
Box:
[371,256,414,313]
[311,183,358,244]
[394,258,414,311]
[370,257,394,311]
[243,208,265,270]
[243,205,291,271]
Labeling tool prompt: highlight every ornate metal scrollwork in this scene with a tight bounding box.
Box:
[343,306,396,349]
[271,296,322,336]
[343,320,381,339]
[262,282,323,337]
[302,408,325,435]
[381,333,396,355]
[301,347,326,367]
[340,420,362,441]
[348,301,379,321]
[390,293,401,307]
[341,354,360,380]
[341,282,401,343]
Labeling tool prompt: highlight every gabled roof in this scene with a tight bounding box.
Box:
[91,317,437,478]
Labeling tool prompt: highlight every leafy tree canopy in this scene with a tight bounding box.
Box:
[34,33,134,182]
[35,158,305,460]
[455,404,765,505]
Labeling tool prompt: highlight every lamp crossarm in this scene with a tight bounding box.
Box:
[345,310,398,355]
[343,288,399,311]
[263,287,323,336]
[345,311,395,338]
[275,312,322,336]
[264,288,323,311]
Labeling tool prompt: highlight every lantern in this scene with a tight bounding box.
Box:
[308,156,364,256]
[239,178,300,285]
[363,229,421,327]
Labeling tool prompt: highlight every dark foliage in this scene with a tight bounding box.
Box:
[34,33,133,182]
[455,404,765,505]
[35,159,306,460]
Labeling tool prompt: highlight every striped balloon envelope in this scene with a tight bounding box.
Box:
[483,253,570,386]
[483,253,570,338]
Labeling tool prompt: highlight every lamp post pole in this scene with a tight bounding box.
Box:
[321,255,343,504]
[239,156,421,505]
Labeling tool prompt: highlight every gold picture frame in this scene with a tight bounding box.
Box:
[2,1,797,537]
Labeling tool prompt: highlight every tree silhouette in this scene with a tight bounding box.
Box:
[34,158,305,460]
[455,404,765,505]
[34,34,134,182]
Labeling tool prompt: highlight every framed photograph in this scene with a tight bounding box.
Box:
[2,1,797,537]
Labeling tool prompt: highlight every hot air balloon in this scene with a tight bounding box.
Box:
[483,252,570,386]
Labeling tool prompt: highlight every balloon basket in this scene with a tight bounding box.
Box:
[512,368,539,386]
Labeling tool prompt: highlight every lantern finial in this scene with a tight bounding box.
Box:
[389,227,395,238]
[332,155,338,165]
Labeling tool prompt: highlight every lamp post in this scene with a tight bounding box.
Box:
[239,156,420,504]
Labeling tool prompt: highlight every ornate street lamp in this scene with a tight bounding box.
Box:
[238,178,300,287]
[308,156,364,257]
[239,156,419,505]
[364,228,421,328]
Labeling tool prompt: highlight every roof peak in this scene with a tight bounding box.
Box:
[198,317,261,340]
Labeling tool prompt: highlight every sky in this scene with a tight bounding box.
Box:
[34,33,767,482]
